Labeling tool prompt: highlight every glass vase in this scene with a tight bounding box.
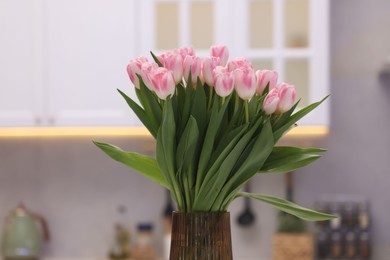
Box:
[169,211,233,260]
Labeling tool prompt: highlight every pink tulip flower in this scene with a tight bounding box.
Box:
[126,56,149,89]
[150,67,176,100]
[228,57,253,72]
[234,69,257,100]
[202,56,221,87]
[175,46,195,60]
[213,66,235,97]
[263,88,280,115]
[255,70,278,95]
[159,52,183,84]
[140,62,159,90]
[210,45,229,66]
[212,65,228,77]
[157,51,172,65]
[183,55,202,85]
[277,83,296,113]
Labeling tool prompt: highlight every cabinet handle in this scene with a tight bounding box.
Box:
[48,116,55,125]
[34,117,42,125]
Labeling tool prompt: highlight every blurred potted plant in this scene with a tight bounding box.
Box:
[273,172,314,260]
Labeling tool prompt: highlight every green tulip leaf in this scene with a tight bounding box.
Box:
[236,192,336,221]
[117,89,157,138]
[274,95,329,141]
[259,146,327,173]
[150,51,163,67]
[93,141,169,189]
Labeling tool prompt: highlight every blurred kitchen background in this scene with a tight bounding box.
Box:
[0,0,390,259]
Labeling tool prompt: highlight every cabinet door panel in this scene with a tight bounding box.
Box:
[0,0,43,126]
[46,0,139,126]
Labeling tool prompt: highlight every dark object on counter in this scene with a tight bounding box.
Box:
[163,189,174,218]
[379,62,390,87]
[237,181,255,226]
[170,212,232,260]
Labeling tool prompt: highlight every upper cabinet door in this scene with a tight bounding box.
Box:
[45,0,141,126]
[0,0,44,126]
[139,0,329,127]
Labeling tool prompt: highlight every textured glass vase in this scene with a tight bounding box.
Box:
[170,212,233,260]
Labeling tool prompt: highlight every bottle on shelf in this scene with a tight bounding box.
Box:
[358,201,371,259]
[316,228,330,259]
[108,224,131,260]
[131,223,157,260]
[345,229,358,259]
[315,201,331,229]
[108,205,131,260]
[343,202,358,259]
[329,202,344,259]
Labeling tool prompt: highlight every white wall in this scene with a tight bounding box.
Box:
[295,0,390,259]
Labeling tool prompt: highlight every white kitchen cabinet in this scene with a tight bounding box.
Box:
[0,0,44,127]
[140,0,330,126]
[45,0,140,126]
[0,0,141,127]
[0,0,329,128]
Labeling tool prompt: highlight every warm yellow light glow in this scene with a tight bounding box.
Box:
[0,126,329,138]
[287,125,329,137]
[0,127,151,138]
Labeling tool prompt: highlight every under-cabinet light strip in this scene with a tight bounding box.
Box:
[0,126,328,138]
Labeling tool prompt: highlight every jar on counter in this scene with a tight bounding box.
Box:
[131,223,157,260]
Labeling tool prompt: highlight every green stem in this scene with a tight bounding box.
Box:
[244,101,249,123]
[221,96,226,106]
[208,86,213,109]
[234,94,239,114]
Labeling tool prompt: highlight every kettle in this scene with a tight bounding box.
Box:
[1,204,49,260]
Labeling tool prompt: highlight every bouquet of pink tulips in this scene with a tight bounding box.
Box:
[94,45,334,220]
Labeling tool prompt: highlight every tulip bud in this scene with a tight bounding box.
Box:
[126,56,149,89]
[202,56,220,87]
[183,55,202,85]
[210,45,229,66]
[160,52,183,84]
[277,83,296,113]
[234,69,257,100]
[213,66,235,97]
[255,70,278,95]
[175,46,195,60]
[263,88,280,115]
[140,62,159,90]
[228,57,253,72]
[150,67,176,100]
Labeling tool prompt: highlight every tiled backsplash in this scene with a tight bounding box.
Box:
[0,137,285,259]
